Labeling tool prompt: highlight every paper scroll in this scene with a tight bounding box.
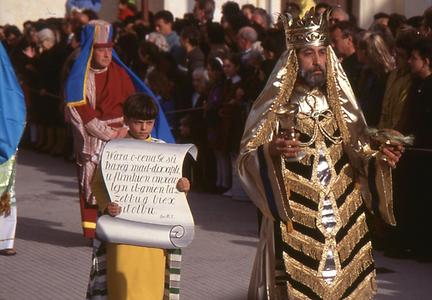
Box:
[96,139,197,249]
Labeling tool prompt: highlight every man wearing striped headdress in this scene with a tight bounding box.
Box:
[65,20,173,239]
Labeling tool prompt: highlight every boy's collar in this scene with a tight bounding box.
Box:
[126,131,152,142]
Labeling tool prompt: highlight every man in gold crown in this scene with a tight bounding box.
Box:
[238,8,403,300]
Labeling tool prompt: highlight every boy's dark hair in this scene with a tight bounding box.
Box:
[123,93,159,120]
[412,37,432,67]
[154,10,174,24]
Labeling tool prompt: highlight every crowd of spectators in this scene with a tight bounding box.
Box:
[1,1,431,259]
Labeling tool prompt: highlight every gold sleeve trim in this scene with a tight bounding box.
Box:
[375,159,396,225]
[247,51,298,150]
[326,48,351,145]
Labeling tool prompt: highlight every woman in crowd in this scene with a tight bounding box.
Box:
[356,31,395,127]
[205,57,228,193]
[33,28,68,155]
[395,37,432,261]
[378,26,417,257]
[379,26,417,129]
[220,53,248,198]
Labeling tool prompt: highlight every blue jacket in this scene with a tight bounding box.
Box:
[66,0,101,14]
[0,43,26,163]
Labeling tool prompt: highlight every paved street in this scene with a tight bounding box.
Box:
[1,149,431,300]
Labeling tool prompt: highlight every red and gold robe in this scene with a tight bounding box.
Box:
[68,61,135,238]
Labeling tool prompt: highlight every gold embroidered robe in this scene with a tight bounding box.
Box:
[238,48,395,300]
[278,87,376,299]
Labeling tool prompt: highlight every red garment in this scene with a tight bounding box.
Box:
[76,62,135,125]
[72,62,134,238]
[118,6,135,21]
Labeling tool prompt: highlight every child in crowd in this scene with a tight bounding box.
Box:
[88,93,190,300]
[220,54,248,199]
[205,57,228,193]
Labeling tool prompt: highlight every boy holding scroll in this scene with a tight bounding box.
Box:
[87,93,190,300]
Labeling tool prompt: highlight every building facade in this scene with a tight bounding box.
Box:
[1,1,432,33]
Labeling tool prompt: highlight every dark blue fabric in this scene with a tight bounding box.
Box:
[0,43,26,163]
[257,145,281,221]
[64,24,96,105]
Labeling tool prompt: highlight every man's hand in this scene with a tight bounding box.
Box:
[107,202,121,217]
[176,177,190,193]
[115,127,129,139]
[269,135,301,158]
[380,144,404,168]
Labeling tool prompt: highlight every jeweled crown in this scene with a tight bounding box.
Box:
[280,7,330,49]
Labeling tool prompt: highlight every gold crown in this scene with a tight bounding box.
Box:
[280,7,330,49]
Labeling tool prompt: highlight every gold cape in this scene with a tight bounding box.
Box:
[238,47,395,300]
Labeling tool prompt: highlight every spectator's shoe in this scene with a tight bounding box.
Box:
[216,186,230,194]
[0,248,17,256]
[222,189,233,197]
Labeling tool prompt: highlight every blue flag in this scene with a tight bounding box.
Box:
[0,43,26,163]
[64,23,174,143]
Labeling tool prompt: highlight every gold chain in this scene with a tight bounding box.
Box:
[298,109,343,147]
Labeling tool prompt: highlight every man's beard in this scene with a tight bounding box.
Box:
[299,65,327,88]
